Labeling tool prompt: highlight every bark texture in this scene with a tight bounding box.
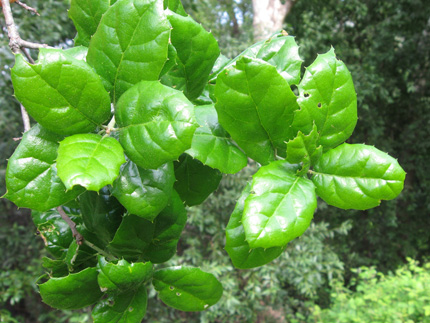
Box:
[252,0,296,40]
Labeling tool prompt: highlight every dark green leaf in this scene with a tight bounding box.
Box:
[186,104,248,174]
[42,257,69,278]
[87,0,171,102]
[111,161,175,221]
[215,56,299,165]
[225,183,285,269]
[57,134,125,191]
[79,188,124,247]
[116,81,198,169]
[32,210,74,259]
[39,267,103,310]
[153,266,223,311]
[166,11,220,100]
[311,143,406,210]
[145,191,187,263]
[69,0,112,47]
[174,154,222,206]
[108,214,155,262]
[64,240,97,272]
[4,124,84,211]
[92,285,147,323]
[292,48,357,150]
[97,256,153,292]
[11,49,111,135]
[243,161,317,248]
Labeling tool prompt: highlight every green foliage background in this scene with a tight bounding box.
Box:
[1,0,429,322]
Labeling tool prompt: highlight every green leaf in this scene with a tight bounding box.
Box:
[254,35,303,85]
[225,183,285,269]
[116,81,198,169]
[292,48,357,150]
[97,256,153,292]
[243,161,317,248]
[186,104,248,174]
[79,188,124,246]
[64,240,97,272]
[57,134,125,191]
[87,0,171,102]
[108,214,155,262]
[32,209,74,259]
[153,266,223,311]
[69,0,112,47]
[174,154,222,206]
[111,161,175,221]
[4,124,84,211]
[39,267,103,310]
[311,143,406,210]
[215,56,299,165]
[145,191,187,263]
[92,285,147,323]
[42,257,69,278]
[286,124,323,174]
[163,0,187,16]
[11,49,111,135]
[211,32,302,84]
[166,11,220,100]
[64,46,88,61]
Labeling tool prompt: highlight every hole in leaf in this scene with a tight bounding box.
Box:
[176,292,181,296]
[318,102,322,108]
[169,286,174,290]
[128,307,133,312]
[204,304,209,309]
[304,93,310,97]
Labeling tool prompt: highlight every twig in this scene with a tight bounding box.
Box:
[84,240,118,262]
[15,0,39,16]
[56,206,84,245]
[20,104,30,131]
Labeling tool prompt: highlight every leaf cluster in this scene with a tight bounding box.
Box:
[2,0,406,320]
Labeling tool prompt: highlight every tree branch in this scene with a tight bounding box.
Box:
[56,206,84,245]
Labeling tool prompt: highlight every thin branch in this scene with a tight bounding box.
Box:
[20,104,30,131]
[84,240,118,262]
[15,0,40,16]
[56,206,84,245]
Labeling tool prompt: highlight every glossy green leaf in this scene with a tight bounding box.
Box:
[254,35,303,85]
[32,210,74,259]
[211,32,302,85]
[64,240,97,272]
[4,124,84,211]
[92,285,147,323]
[108,214,155,262]
[39,267,103,310]
[153,266,223,311]
[87,0,171,102]
[186,104,247,174]
[64,46,88,61]
[111,161,175,221]
[215,56,299,165]
[57,134,125,191]
[166,11,220,100]
[79,188,124,246]
[145,191,187,263]
[243,160,317,248]
[225,183,285,269]
[292,48,357,150]
[97,256,153,292]
[163,0,186,15]
[69,0,112,47]
[286,124,323,174]
[11,49,111,135]
[311,143,406,210]
[116,81,198,169]
[174,154,222,206]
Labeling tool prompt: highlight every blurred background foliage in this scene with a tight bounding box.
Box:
[1,0,429,322]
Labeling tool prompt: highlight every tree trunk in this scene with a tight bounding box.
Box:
[252,0,296,41]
